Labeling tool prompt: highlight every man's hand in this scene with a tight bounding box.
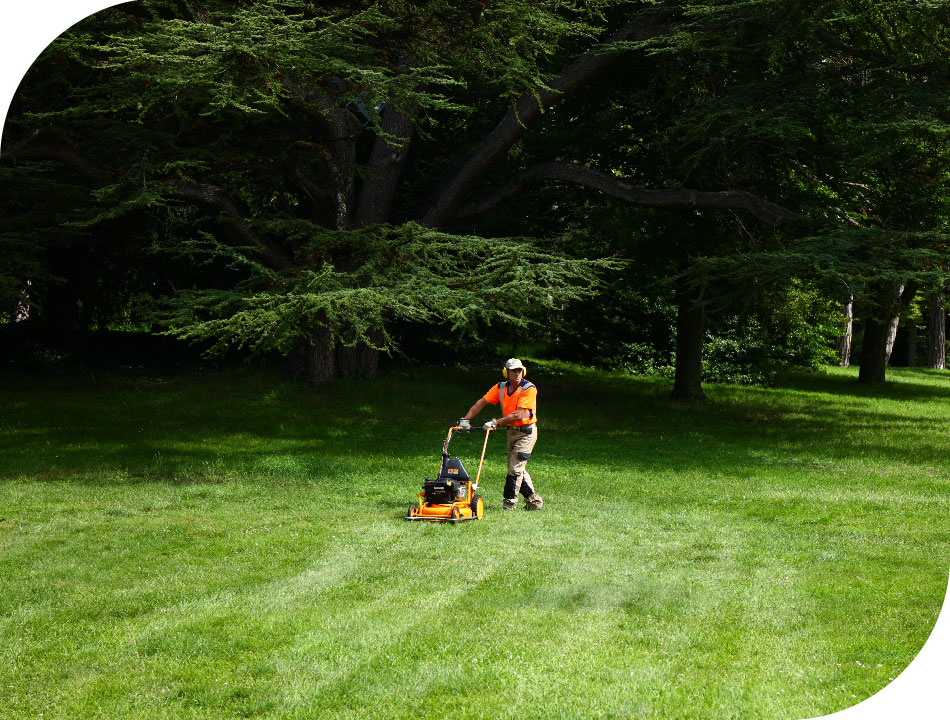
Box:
[483,419,498,430]
[458,418,471,429]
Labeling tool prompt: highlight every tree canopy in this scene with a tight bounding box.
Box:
[4,0,950,390]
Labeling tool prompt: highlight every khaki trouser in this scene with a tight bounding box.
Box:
[503,424,542,509]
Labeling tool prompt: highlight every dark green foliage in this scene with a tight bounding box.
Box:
[554,284,677,376]
[2,0,624,363]
[691,229,950,316]
[555,276,839,385]
[137,222,615,356]
[5,0,950,388]
[703,294,841,386]
[676,0,950,310]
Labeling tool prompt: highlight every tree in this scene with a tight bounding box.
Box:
[647,0,950,388]
[837,296,854,367]
[6,0,950,392]
[0,1,686,377]
[928,291,946,369]
[430,0,949,395]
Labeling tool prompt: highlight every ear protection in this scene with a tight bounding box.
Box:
[502,365,526,379]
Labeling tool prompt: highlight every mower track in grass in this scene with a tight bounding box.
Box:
[0,363,947,719]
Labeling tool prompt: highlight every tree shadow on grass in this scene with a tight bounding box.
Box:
[2,364,950,489]
[543,368,950,479]
[772,366,950,402]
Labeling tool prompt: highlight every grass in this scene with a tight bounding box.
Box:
[0,360,947,719]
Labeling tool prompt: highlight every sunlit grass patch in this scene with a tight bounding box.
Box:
[0,363,947,719]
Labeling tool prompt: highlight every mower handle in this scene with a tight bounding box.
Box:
[439,425,495,492]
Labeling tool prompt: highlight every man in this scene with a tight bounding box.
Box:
[459,358,543,510]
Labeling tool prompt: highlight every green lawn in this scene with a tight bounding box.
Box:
[1,362,947,719]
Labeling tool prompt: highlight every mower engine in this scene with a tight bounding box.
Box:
[423,455,470,504]
[423,478,463,504]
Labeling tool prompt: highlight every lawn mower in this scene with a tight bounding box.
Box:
[406,425,494,522]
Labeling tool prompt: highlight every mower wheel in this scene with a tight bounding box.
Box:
[472,495,485,520]
[407,504,415,519]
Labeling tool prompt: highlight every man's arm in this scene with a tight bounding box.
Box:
[494,408,528,427]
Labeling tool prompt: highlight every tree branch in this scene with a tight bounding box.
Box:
[457,161,797,227]
[417,16,673,229]
[163,181,294,270]
[815,27,880,64]
[353,102,417,227]
[1,129,115,183]
[3,128,294,270]
[815,27,943,76]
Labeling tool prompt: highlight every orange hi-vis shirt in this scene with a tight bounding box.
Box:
[482,379,537,426]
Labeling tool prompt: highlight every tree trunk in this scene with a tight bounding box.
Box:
[335,329,383,381]
[837,295,853,367]
[286,325,335,384]
[858,317,890,383]
[883,284,903,366]
[353,104,416,227]
[905,325,917,367]
[335,344,378,380]
[859,281,918,383]
[671,280,706,401]
[929,292,946,369]
[298,84,362,231]
[13,280,32,323]
[284,92,399,384]
[884,314,900,366]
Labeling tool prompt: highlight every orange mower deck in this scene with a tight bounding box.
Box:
[407,493,486,522]
[406,425,492,523]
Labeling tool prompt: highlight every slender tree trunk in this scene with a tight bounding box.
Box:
[883,284,904,366]
[13,280,32,323]
[671,280,706,401]
[837,295,853,367]
[929,292,946,369]
[904,325,918,367]
[858,317,890,383]
[884,314,900,366]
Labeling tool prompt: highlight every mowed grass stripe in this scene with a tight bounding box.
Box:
[0,363,946,718]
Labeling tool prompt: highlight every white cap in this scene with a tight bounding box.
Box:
[504,358,525,371]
